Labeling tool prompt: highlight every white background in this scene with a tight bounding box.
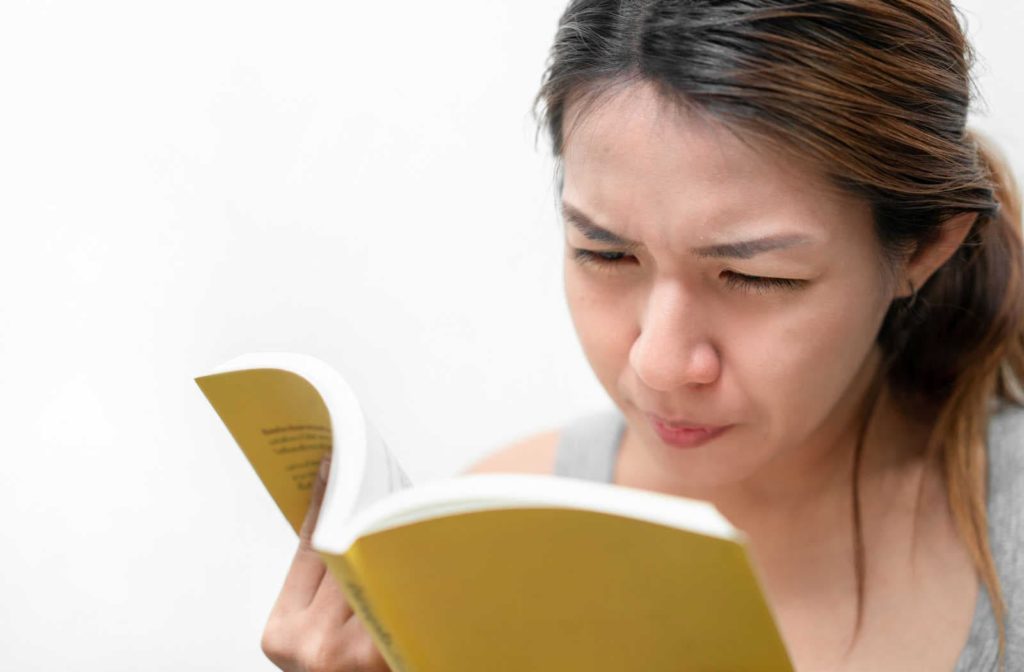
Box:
[0,2,1019,670]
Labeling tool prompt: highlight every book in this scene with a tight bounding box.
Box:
[195,352,794,672]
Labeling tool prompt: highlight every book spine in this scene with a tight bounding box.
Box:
[321,551,414,672]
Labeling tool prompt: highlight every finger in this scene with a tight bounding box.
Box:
[274,454,333,613]
[299,454,332,546]
[338,614,391,671]
[309,563,355,623]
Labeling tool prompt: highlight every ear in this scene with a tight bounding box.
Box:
[896,212,977,299]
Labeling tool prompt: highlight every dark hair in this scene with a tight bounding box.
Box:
[533,0,1024,665]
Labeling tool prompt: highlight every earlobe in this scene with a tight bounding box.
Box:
[898,211,978,299]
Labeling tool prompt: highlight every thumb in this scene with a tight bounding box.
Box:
[298,453,331,548]
[272,453,333,615]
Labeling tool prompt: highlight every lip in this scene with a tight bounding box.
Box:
[646,413,732,449]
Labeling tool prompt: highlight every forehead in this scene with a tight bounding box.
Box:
[560,82,866,245]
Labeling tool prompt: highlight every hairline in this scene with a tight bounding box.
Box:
[551,73,904,295]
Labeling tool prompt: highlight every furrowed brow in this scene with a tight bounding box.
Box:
[561,203,642,252]
[690,235,812,259]
[563,202,812,260]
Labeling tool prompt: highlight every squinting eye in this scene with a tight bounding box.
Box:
[571,248,807,293]
[721,271,806,293]
[571,248,634,269]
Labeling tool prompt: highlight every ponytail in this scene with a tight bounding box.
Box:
[973,132,1024,405]
[888,129,1024,667]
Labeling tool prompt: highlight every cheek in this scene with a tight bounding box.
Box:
[565,255,892,449]
[564,267,636,391]
[728,279,890,438]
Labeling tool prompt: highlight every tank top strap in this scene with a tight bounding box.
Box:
[553,407,626,483]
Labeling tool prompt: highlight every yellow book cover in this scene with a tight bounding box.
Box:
[196,353,794,672]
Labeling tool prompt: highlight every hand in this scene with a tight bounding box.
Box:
[261,457,391,671]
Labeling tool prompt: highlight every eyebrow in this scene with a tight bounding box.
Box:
[561,202,813,260]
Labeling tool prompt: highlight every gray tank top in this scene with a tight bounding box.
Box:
[554,403,1024,671]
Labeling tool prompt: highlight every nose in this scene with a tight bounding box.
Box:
[628,281,721,391]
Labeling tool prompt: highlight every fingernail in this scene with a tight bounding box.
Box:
[319,455,331,480]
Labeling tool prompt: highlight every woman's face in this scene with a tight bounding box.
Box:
[562,82,898,494]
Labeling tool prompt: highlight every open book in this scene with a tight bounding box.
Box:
[195,353,794,672]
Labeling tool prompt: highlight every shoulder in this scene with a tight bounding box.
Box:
[986,402,1024,505]
[983,403,1024,626]
[988,401,1024,455]
[462,427,561,475]
[462,407,625,478]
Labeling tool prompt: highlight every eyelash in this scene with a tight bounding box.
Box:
[570,249,806,293]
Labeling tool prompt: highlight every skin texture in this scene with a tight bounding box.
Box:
[560,81,978,671]
[559,81,978,506]
[563,82,897,504]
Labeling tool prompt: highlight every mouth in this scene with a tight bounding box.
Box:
[646,413,732,449]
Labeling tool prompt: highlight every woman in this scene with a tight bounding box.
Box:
[261,1,1024,670]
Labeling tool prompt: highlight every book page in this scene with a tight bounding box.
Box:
[197,353,414,546]
[353,419,411,510]
[196,368,332,534]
